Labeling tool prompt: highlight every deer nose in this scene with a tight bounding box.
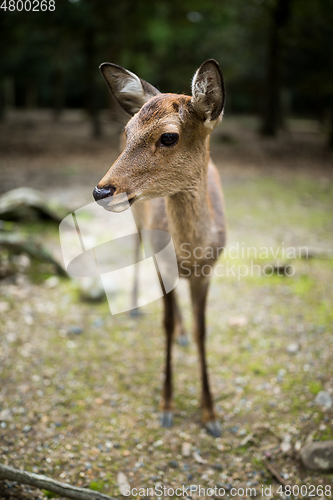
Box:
[93,186,116,205]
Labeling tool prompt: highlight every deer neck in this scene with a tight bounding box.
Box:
[165,149,211,253]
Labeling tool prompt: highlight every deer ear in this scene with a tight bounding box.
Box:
[191,59,225,130]
[100,63,160,116]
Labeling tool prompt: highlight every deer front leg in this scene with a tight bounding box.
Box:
[129,235,141,317]
[174,290,188,346]
[190,277,221,437]
[160,290,175,427]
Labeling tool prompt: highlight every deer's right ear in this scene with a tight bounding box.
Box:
[100,63,160,116]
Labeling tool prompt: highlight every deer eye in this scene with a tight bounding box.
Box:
[160,133,179,146]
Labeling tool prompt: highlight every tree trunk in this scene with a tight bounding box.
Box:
[328,104,333,149]
[261,0,292,136]
[0,80,5,122]
[25,83,38,109]
[53,62,66,121]
[84,28,102,138]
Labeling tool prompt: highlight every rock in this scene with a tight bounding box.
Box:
[78,277,106,302]
[45,276,60,288]
[68,326,83,335]
[280,434,291,453]
[287,342,299,354]
[182,442,191,457]
[193,451,206,464]
[92,317,104,328]
[213,463,223,471]
[0,187,67,222]
[0,302,10,313]
[300,440,333,472]
[66,341,77,349]
[169,460,178,468]
[13,254,31,271]
[228,316,248,328]
[117,472,130,496]
[281,440,292,454]
[6,333,17,343]
[314,391,332,409]
[277,368,286,382]
[0,409,12,421]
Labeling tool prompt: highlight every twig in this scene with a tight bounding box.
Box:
[262,458,289,487]
[0,463,116,500]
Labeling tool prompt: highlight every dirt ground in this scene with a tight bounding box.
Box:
[0,110,333,499]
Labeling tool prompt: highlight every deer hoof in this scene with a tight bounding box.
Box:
[160,411,173,428]
[205,420,221,438]
[178,334,189,347]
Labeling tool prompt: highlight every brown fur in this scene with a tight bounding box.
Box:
[96,60,226,435]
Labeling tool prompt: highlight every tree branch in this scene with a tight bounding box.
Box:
[0,463,117,500]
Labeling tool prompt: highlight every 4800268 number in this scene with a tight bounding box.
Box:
[277,484,332,497]
[1,0,55,11]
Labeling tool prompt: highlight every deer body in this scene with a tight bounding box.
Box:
[93,60,226,436]
[144,158,225,269]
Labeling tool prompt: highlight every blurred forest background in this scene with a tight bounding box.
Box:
[1,0,333,143]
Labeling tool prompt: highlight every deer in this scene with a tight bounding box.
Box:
[93,59,226,437]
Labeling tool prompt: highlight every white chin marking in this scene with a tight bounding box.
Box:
[104,201,130,213]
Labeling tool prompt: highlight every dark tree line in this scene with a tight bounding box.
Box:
[0,0,332,144]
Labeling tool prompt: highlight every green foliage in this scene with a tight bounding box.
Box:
[89,480,105,492]
[308,381,322,395]
[43,491,58,499]
[0,0,332,132]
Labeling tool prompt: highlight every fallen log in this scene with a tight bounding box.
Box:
[0,233,67,276]
[0,463,116,500]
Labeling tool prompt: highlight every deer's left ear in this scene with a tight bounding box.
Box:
[191,59,225,130]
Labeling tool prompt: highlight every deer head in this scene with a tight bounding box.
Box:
[93,60,225,212]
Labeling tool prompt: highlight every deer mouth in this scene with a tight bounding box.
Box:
[101,194,136,213]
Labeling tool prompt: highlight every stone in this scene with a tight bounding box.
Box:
[78,277,105,302]
[0,187,67,222]
[287,342,299,354]
[314,391,332,409]
[117,472,129,496]
[45,276,59,288]
[182,442,191,457]
[0,409,12,421]
[68,326,83,335]
[300,440,333,472]
[228,316,248,328]
[193,451,206,464]
[213,463,223,471]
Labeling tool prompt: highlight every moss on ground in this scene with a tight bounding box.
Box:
[1,146,333,498]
